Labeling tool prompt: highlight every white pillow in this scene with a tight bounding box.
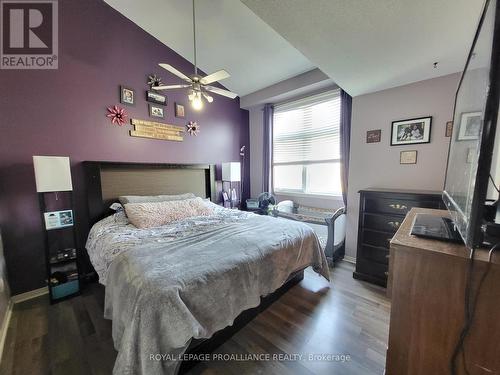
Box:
[124,197,213,229]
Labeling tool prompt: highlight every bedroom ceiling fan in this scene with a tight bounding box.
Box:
[153,0,238,110]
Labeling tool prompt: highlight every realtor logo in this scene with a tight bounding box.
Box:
[1,0,58,69]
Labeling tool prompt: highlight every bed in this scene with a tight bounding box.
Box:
[83,161,330,375]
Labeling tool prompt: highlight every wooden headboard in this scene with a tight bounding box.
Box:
[84,161,216,225]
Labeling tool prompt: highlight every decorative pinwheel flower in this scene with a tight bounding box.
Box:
[186,121,200,136]
[147,74,162,88]
[106,105,127,126]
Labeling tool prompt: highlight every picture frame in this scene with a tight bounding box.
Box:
[445,121,453,137]
[175,103,185,118]
[149,104,164,118]
[391,116,432,146]
[457,111,482,141]
[400,150,418,165]
[366,129,381,143]
[44,209,74,230]
[146,90,167,105]
[120,86,135,106]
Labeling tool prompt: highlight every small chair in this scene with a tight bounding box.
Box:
[272,200,346,265]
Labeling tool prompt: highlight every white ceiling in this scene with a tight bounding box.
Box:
[241,0,485,96]
[104,0,486,98]
[103,0,315,96]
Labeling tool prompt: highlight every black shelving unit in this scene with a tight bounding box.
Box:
[38,192,81,304]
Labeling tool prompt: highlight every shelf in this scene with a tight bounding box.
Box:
[51,280,79,300]
[46,225,74,232]
[39,191,80,304]
[49,256,77,266]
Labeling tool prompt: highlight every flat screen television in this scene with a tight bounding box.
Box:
[443,0,500,249]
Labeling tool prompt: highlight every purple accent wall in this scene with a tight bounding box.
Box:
[0,0,250,294]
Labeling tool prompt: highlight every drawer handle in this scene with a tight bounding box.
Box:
[389,204,407,210]
[388,221,401,228]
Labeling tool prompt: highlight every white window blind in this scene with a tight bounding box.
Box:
[272,90,342,195]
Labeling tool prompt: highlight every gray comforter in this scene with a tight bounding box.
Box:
[86,207,329,374]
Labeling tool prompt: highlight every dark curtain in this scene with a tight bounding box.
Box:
[340,90,352,207]
[262,103,274,193]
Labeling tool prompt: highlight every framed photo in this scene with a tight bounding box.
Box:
[120,86,135,106]
[400,150,418,164]
[457,111,482,140]
[445,121,453,137]
[391,117,431,146]
[175,103,185,118]
[149,104,164,118]
[366,129,381,143]
[146,90,167,105]
[44,210,74,230]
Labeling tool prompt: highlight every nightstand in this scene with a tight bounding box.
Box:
[40,192,81,304]
[33,156,81,304]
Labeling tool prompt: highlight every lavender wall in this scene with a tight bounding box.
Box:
[0,0,249,295]
[345,73,460,258]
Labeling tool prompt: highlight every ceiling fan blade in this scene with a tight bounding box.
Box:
[200,70,230,85]
[152,84,191,90]
[158,63,192,82]
[205,85,238,99]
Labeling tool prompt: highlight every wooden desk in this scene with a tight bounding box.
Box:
[386,208,500,375]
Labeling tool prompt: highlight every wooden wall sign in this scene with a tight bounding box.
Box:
[130,118,184,142]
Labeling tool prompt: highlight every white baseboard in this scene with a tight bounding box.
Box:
[11,286,48,304]
[343,255,356,264]
[0,300,13,363]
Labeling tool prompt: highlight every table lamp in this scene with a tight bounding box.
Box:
[222,162,241,208]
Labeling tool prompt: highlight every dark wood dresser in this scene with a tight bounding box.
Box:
[353,188,444,287]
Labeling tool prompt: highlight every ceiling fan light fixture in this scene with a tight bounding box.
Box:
[154,0,237,108]
[202,92,214,103]
[190,91,203,111]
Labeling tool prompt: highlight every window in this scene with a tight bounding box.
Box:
[272,90,341,196]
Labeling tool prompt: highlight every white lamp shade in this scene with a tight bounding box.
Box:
[33,156,73,192]
[222,162,241,182]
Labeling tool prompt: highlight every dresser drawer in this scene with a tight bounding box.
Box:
[355,258,388,281]
[360,244,389,265]
[362,229,394,249]
[363,213,403,233]
[364,197,441,216]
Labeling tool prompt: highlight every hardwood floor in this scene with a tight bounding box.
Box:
[0,262,390,375]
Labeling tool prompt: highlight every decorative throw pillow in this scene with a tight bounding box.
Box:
[124,197,213,229]
[118,193,196,205]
